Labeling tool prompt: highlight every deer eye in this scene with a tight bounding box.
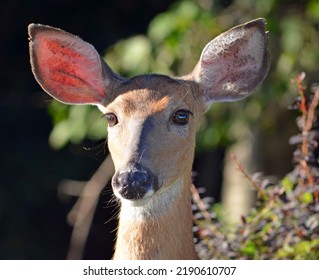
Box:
[172,110,192,125]
[105,113,118,127]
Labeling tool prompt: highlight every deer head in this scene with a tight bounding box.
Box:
[28,18,269,212]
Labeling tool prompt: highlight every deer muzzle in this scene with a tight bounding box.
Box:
[112,162,159,201]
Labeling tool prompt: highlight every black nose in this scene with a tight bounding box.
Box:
[112,163,158,200]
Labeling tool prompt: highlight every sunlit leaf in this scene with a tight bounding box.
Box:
[49,120,70,149]
[241,240,257,257]
[300,192,313,204]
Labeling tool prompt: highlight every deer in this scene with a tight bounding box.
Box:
[28,18,269,260]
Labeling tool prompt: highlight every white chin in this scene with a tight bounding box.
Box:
[114,188,155,207]
[120,197,152,207]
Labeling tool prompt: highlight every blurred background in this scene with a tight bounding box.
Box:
[1,0,319,259]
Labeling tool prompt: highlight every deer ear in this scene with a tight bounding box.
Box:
[190,18,270,107]
[28,23,121,105]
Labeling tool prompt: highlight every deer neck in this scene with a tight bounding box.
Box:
[113,174,197,260]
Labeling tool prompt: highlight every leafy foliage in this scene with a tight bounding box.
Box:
[193,74,319,259]
[47,0,319,152]
[47,102,106,148]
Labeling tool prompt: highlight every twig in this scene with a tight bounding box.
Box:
[229,154,265,197]
[293,73,318,186]
[293,73,308,157]
[305,89,319,132]
[191,184,224,240]
[66,154,115,260]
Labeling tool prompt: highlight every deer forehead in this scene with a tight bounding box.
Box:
[109,91,173,117]
[105,75,202,117]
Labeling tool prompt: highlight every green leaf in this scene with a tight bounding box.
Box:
[281,175,294,191]
[148,13,177,43]
[300,192,313,204]
[49,120,70,149]
[241,240,257,257]
[307,0,319,21]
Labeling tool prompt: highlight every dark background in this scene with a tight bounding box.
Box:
[0,0,184,260]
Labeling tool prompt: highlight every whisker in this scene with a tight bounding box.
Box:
[177,87,191,107]
[138,148,146,164]
[104,205,120,225]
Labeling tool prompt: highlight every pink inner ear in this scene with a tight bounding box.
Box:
[33,32,106,104]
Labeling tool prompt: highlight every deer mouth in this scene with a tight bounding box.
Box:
[111,162,159,203]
